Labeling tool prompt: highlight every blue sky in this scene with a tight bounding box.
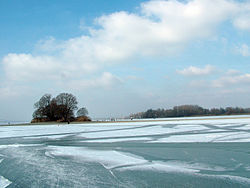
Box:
[0,0,143,56]
[1,0,250,121]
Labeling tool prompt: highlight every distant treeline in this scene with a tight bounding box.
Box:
[130,105,250,119]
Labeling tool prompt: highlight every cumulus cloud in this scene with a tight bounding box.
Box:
[0,85,31,99]
[236,44,250,57]
[3,54,61,81]
[189,80,209,87]
[233,14,250,31]
[126,75,143,80]
[186,68,250,90]
[212,73,250,87]
[66,72,123,90]
[177,65,216,76]
[0,87,20,98]
[2,0,250,83]
[226,69,241,76]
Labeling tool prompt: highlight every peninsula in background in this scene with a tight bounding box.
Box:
[130,105,250,119]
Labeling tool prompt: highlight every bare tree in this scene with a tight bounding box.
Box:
[55,93,78,122]
[33,94,52,119]
[77,107,88,117]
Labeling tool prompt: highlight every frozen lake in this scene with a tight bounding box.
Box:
[0,116,250,187]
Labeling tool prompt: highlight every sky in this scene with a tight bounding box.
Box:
[1,0,250,121]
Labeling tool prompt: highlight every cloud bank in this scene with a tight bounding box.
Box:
[177,65,216,76]
[2,0,250,86]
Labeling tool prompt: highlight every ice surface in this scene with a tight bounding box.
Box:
[0,144,44,149]
[117,160,232,174]
[0,176,11,188]
[0,115,250,187]
[200,174,250,185]
[48,146,146,169]
[150,132,250,143]
[83,137,152,143]
[1,116,249,142]
[118,161,199,173]
[48,146,229,174]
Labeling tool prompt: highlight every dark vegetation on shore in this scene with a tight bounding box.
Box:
[31,93,91,123]
[130,105,250,119]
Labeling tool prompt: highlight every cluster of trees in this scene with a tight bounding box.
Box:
[32,93,90,123]
[130,105,250,119]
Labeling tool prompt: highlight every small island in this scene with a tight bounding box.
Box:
[31,93,91,123]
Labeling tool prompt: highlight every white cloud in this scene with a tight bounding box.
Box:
[0,87,19,98]
[187,69,250,93]
[66,72,123,90]
[189,80,209,87]
[2,52,99,82]
[142,0,237,38]
[126,75,143,81]
[236,44,250,57]
[2,0,250,84]
[177,65,216,76]
[226,69,241,76]
[3,54,61,81]
[233,13,250,31]
[0,85,31,99]
[212,73,250,87]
